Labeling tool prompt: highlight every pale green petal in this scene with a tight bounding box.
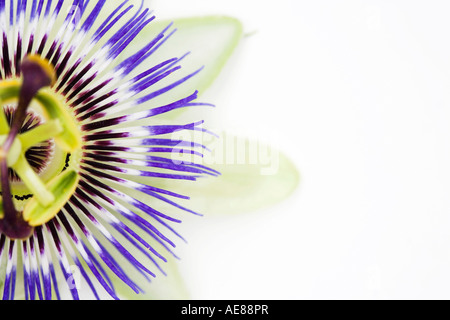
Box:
[206,153,298,215]
[185,137,299,216]
[154,16,242,94]
[116,256,190,300]
[121,15,242,94]
[115,15,243,118]
[130,134,300,216]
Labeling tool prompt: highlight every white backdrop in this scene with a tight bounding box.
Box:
[150,0,450,300]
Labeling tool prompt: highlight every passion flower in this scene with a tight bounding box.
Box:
[0,0,216,300]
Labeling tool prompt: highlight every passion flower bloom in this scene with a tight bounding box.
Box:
[0,0,220,300]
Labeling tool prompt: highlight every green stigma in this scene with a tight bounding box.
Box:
[0,55,82,239]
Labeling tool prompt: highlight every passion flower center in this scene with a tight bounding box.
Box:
[0,55,82,240]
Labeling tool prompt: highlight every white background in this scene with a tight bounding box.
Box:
[150,0,450,299]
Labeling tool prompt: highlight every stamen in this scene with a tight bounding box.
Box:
[19,119,63,150]
[3,107,56,182]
